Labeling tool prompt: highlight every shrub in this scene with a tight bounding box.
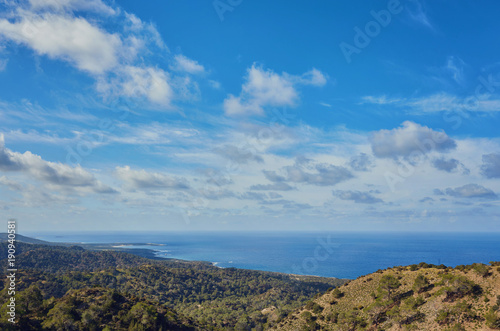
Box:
[472,263,490,277]
[332,287,343,299]
[439,274,482,302]
[435,309,453,325]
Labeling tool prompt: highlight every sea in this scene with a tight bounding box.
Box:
[25,231,500,280]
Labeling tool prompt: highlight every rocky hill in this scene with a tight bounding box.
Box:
[276,262,500,330]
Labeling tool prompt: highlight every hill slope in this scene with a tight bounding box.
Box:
[276,262,500,330]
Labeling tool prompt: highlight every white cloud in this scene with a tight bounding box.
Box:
[370,121,456,158]
[172,54,205,74]
[360,95,402,105]
[223,64,327,116]
[0,13,121,74]
[0,2,204,110]
[300,68,327,86]
[97,66,174,107]
[115,166,190,190]
[0,134,115,193]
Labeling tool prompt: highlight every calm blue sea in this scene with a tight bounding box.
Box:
[25,232,500,279]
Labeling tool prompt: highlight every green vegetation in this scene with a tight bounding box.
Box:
[0,241,345,330]
[412,274,430,293]
[377,274,401,300]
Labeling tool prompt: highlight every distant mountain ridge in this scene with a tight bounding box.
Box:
[0,233,54,245]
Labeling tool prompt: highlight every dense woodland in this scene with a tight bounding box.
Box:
[0,240,345,330]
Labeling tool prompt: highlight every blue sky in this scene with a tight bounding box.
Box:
[0,0,499,232]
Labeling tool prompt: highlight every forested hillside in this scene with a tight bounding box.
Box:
[0,239,346,330]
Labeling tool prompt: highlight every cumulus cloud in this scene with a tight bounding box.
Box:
[223,64,327,116]
[171,54,205,74]
[115,166,189,190]
[444,184,497,199]
[481,153,500,178]
[0,134,115,193]
[333,190,383,204]
[370,121,456,159]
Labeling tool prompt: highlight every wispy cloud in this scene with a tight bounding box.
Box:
[362,92,500,113]
[406,0,435,30]
[171,54,205,74]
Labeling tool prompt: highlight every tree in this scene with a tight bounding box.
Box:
[18,285,43,315]
[413,274,430,293]
[378,274,401,300]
